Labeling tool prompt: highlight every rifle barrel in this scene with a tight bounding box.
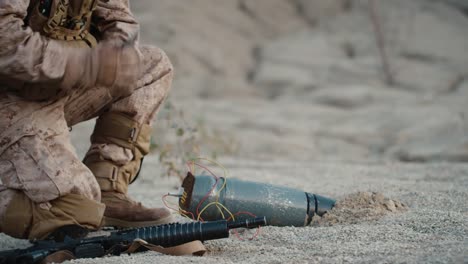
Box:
[117,217,265,247]
[228,217,267,229]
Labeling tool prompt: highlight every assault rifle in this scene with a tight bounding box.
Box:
[0,217,266,264]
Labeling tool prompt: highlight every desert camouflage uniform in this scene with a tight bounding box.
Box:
[0,0,173,239]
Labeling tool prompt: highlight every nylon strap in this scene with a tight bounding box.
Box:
[41,250,75,264]
[87,112,152,193]
[125,239,207,256]
[84,153,121,192]
[43,0,98,47]
[91,112,152,155]
[39,240,206,263]
[43,0,69,34]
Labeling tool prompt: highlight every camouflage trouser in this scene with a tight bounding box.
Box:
[0,45,173,223]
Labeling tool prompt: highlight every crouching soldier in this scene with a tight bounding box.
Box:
[0,0,174,240]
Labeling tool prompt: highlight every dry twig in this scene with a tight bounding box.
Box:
[369,0,395,86]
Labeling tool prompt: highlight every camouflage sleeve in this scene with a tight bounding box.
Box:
[92,0,140,44]
[0,0,68,85]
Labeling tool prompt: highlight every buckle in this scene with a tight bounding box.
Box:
[129,127,138,143]
[110,167,118,182]
[110,167,118,190]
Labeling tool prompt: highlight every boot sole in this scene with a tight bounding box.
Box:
[102,214,176,229]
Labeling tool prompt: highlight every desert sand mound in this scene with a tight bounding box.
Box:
[312,192,408,226]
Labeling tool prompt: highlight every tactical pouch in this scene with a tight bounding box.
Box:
[27,0,98,47]
[85,112,152,194]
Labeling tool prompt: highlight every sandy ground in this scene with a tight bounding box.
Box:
[98,158,468,264]
[1,0,468,263]
[1,151,466,263]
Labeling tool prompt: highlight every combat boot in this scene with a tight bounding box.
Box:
[0,190,104,240]
[84,112,174,228]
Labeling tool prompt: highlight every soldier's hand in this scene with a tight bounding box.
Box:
[62,41,142,98]
[95,41,142,98]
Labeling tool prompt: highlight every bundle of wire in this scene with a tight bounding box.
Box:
[162,158,261,240]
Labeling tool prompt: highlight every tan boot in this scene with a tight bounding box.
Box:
[84,112,174,228]
[100,192,173,228]
[0,191,104,240]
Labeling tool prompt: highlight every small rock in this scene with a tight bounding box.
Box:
[373,192,385,203]
[384,200,397,212]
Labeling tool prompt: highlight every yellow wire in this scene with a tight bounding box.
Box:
[197,201,236,221]
[177,211,194,220]
[180,157,239,223]
[189,157,229,177]
[164,196,195,220]
[189,157,231,219]
[189,157,229,196]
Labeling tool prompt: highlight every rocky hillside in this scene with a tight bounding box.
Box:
[128,0,468,164]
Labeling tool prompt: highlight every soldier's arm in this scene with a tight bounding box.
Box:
[0,0,140,99]
[0,0,70,84]
[92,0,140,45]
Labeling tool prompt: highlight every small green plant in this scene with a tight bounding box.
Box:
[151,100,239,181]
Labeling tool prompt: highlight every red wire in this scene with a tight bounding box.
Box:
[177,161,262,241]
[186,160,196,174]
[228,211,262,241]
[162,194,196,220]
[190,162,223,220]
[195,177,220,221]
[191,162,220,179]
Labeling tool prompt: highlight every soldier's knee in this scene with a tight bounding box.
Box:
[110,45,174,100]
[140,45,174,83]
[158,48,174,78]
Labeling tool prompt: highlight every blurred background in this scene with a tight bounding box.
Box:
[79,0,468,178]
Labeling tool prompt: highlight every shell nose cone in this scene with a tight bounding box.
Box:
[313,194,336,216]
